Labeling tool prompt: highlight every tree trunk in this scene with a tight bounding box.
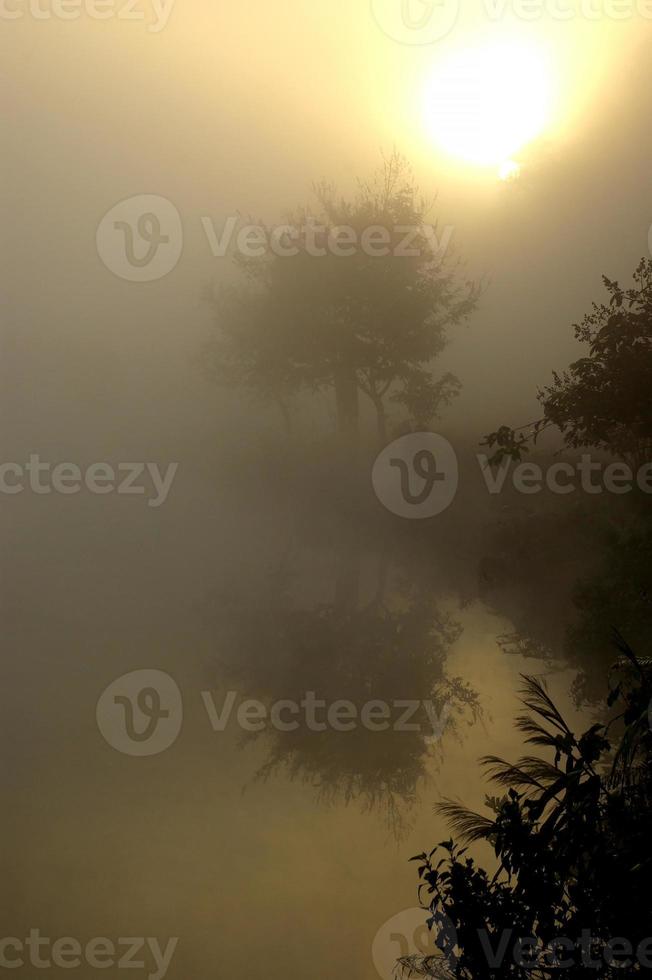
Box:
[334,367,359,441]
[372,395,388,445]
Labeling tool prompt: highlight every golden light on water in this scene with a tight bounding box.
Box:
[422,37,554,170]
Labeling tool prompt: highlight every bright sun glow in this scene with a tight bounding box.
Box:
[499,159,521,181]
[423,38,553,169]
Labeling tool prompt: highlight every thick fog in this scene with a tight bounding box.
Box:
[3,5,652,980]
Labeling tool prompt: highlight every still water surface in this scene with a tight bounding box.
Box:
[5,459,588,980]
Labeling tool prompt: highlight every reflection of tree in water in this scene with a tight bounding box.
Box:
[477,499,652,705]
[565,515,652,703]
[477,259,652,708]
[205,557,478,835]
[476,502,597,657]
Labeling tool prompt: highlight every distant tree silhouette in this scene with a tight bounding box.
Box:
[484,258,652,468]
[206,152,478,443]
[402,637,652,978]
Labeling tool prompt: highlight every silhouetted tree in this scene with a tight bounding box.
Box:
[207,152,478,443]
[402,637,652,978]
[484,258,652,468]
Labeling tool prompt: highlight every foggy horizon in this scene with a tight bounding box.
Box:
[4,4,652,980]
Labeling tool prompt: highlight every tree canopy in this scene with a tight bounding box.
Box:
[207,153,478,442]
[484,258,652,467]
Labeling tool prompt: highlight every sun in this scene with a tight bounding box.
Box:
[422,37,553,170]
[499,159,521,181]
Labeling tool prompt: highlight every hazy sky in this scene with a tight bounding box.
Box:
[4,9,651,979]
[4,2,651,448]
